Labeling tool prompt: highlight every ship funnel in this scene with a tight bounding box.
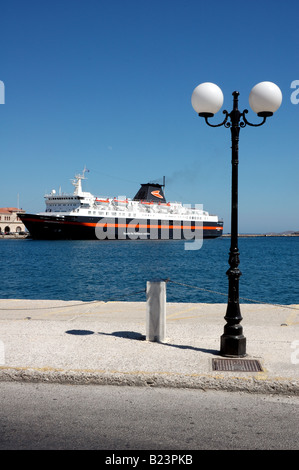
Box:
[133,182,166,203]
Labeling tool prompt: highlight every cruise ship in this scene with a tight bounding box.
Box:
[18,169,223,240]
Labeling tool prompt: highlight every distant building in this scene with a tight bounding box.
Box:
[0,207,26,234]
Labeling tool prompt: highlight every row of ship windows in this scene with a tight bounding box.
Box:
[86,210,206,220]
[47,207,207,220]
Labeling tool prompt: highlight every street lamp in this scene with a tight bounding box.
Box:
[191,81,282,357]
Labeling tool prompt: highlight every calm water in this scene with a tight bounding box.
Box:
[0,237,298,305]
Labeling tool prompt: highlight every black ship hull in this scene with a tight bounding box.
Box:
[19,213,223,240]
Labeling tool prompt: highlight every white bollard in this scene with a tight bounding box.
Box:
[146,279,166,342]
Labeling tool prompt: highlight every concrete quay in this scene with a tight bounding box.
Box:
[0,299,298,395]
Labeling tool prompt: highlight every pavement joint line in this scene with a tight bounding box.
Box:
[285,310,299,326]
[167,316,199,321]
[166,305,201,319]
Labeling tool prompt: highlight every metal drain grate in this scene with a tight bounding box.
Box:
[212,359,263,372]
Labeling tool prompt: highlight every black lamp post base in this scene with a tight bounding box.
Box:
[220,334,246,358]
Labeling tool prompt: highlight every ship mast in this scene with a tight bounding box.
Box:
[72,167,88,196]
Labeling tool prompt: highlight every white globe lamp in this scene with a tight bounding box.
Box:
[191,82,224,116]
[249,81,282,116]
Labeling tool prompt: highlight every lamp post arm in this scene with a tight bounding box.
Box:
[241,109,269,127]
[201,110,230,128]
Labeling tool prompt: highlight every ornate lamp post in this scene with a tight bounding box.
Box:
[191,81,282,357]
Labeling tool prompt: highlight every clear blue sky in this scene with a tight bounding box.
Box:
[1,0,298,233]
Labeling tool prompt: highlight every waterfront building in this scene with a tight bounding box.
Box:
[0,207,26,235]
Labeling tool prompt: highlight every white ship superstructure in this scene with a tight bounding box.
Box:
[19,169,223,240]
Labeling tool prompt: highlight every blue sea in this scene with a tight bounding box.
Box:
[0,237,298,305]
